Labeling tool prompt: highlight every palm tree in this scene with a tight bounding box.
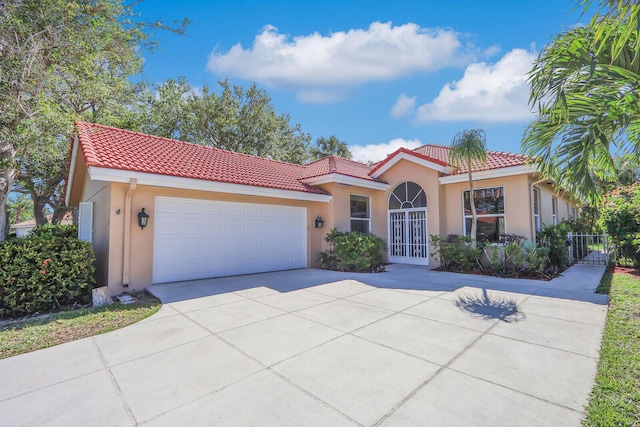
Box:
[523,16,639,204]
[449,129,487,248]
[579,0,639,59]
[310,135,352,160]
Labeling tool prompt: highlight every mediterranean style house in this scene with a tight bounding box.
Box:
[66,122,580,295]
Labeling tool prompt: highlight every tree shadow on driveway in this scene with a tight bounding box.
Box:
[455,288,525,322]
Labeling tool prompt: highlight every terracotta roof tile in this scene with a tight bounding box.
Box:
[368,147,448,176]
[411,144,530,175]
[75,122,328,195]
[299,156,379,182]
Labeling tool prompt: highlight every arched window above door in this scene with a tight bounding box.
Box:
[388,182,427,210]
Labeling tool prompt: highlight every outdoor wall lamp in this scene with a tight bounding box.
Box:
[315,216,324,229]
[137,208,150,230]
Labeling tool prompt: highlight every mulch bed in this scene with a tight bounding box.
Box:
[613,265,640,278]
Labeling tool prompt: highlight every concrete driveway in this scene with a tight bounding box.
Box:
[0,264,608,426]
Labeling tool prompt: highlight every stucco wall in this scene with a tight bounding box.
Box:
[378,159,442,264]
[80,177,111,287]
[315,182,387,236]
[103,184,329,294]
[531,178,580,229]
[442,174,533,240]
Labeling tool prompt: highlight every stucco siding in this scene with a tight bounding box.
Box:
[102,184,328,294]
[529,178,580,231]
[443,174,533,240]
[80,177,111,287]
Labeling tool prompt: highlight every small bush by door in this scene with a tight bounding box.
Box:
[317,229,387,273]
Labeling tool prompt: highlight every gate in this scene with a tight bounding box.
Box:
[567,232,611,265]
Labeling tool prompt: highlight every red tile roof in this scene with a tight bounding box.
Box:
[75,122,328,195]
[412,144,530,174]
[299,156,381,182]
[75,122,534,194]
[368,147,448,176]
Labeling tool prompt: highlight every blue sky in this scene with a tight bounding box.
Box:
[134,0,585,163]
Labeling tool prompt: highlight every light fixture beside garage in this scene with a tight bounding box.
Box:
[315,216,324,229]
[137,208,150,230]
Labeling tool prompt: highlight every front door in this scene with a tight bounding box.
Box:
[388,182,429,265]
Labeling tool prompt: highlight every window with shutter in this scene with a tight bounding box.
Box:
[78,202,93,243]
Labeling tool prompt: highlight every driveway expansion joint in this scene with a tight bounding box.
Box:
[92,338,138,426]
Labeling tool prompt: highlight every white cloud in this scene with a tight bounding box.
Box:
[414,48,536,123]
[208,22,469,102]
[482,45,501,58]
[350,138,423,163]
[296,89,346,104]
[390,93,417,118]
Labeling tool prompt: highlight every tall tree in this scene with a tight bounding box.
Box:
[449,129,487,248]
[6,193,33,225]
[310,135,352,160]
[0,0,187,235]
[140,78,191,140]
[522,19,639,204]
[145,79,312,164]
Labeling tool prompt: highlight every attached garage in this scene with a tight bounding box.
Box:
[152,197,307,283]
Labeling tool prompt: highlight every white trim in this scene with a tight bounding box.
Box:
[300,173,389,191]
[9,224,35,231]
[87,166,333,203]
[533,187,541,231]
[551,196,558,225]
[370,152,450,178]
[439,164,537,184]
[387,208,429,266]
[350,193,371,233]
[64,134,80,207]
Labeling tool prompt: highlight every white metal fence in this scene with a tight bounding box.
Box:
[567,232,611,265]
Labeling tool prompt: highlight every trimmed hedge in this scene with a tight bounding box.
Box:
[0,225,96,318]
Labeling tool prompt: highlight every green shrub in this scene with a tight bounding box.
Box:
[29,223,78,239]
[0,227,96,318]
[537,222,571,272]
[503,242,525,275]
[317,229,387,272]
[483,237,552,279]
[524,241,551,278]
[599,184,640,266]
[430,234,482,273]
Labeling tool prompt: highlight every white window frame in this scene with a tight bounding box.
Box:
[533,187,541,231]
[350,194,371,233]
[462,186,506,242]
[571,206,577,219]
[551,196,558,225]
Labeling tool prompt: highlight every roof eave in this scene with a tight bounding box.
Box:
[439,164,538,184]
[300,173,389,191]
[370,150,450,178]
[88,166,333,203]
[64,134,80,207]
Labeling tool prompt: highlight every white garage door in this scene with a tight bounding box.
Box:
[152,197,307,283]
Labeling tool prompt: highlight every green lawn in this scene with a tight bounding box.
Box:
[584,269,640,426]
[0,297,160,360]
